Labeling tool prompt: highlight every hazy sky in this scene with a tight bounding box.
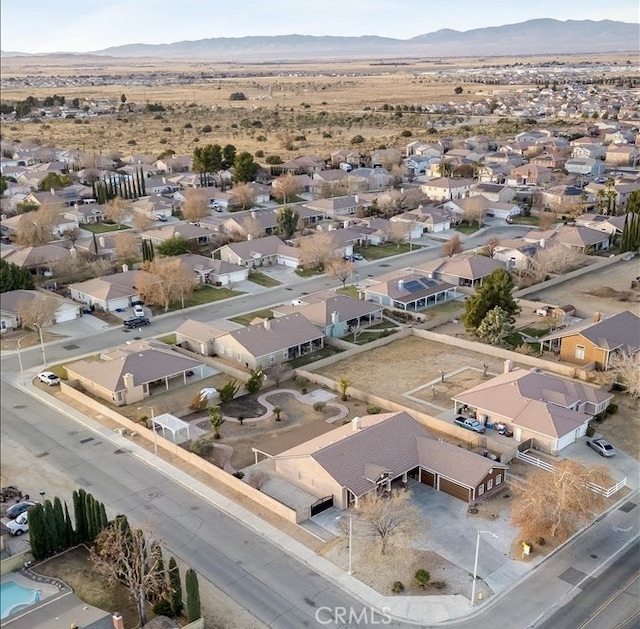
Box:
[2,0,638,54]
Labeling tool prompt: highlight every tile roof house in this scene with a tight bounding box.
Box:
[213,312,324,370]
[69,269,152,311]
[174,254,248,286]
[303,195,371,218]
[415,254,507,287]
[391,206,452,235]
[506,164,552,187]
[65,339,204,406]
[215,235,298,268]
[0,243,72,273]
[175,319,238,356]
[469,183,517,203]
[537,311,640,370]
[523,225,611,252]
[493,239,542,271]
[452,366,613,454]
[140,223,216,246]
[442,195,521,221]
[420,177,475,201]
[273,293,383,337]
[359,269,457,312]
[271,412,507,510]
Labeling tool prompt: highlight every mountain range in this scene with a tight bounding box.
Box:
[2,20,638,61]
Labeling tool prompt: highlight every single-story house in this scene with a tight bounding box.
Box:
[65,340,204,406]
[303,195,371,218]
[0,244,72,274]
[524,225,610,252]
[506,164,552,187]
[141,223,216,246]
[213,312,325,370]
[493,239,542,271]
[269,411,508,510]
[452,365,613,454]
[392,206,452,234]
[415,254,507,287]
[0,289,80,332]
[360,270,457,311]
[442,195,521,221]
[273,293,383,337]
[129,194,174,220]
[174,253,249,286]
[469,183,517,203]
[215,235,294,268]
[68,269,152,311]
[564,157,606,177]
[175,319,233,356]
[537,311,640,370]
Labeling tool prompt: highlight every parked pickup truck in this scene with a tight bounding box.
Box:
[454,416,485,434]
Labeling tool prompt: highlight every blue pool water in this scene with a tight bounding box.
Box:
[0,580,40,619]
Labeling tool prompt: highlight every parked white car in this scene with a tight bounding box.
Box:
[7,511,29,536]
[38,371,60,386]
[133,304,145,318]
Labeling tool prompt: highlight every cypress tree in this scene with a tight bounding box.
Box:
[85,493,97,542]
[98,502,108,532]
[92,498,102,541]
[185,569,201,622]
[63,502,75,548]
[28,503,47,560]
[52,497,66,552]
[73,489,87,543]
[43,500,56,557]
[168,557,183,617]
[141,172,146,196]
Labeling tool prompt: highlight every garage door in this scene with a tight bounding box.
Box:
[55,308,78,323]
[421,471,436,487]
[439,478,470,502]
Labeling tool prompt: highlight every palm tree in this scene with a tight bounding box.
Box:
[273,406,282,421]
[207,405,225,440]
[337,376,352,402]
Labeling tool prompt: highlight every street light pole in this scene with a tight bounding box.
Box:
[33,323,47,368]
[17,337,25,386]
[138,405,157,455]
[471,530,498,606]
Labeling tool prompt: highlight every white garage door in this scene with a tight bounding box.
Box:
[55,308,78,323]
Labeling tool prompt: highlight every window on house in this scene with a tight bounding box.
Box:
[487,479,493,491]
[496,474,502,485]
[269,355,276,364]
[236,352,241,362]
[575,344,585,360]
[478,484,484,495]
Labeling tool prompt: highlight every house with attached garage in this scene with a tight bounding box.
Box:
[420,177,475,201]
[174,253,249,286]
[452,365,613,455]
[442,194,521,221]
[68,269,152,311]
[272,292,383,338]
[212,312,324,369]
[391,206,452,235]
[0,243,72,275]
[537,311,640,370]
[140,223,217,247]
[264,411,508,511]
[492,239,542,272]
[175,319,238,356]
[214,235,296,268]
[0,289,80,332]
[415,254,507,287]
[65,339,204,406]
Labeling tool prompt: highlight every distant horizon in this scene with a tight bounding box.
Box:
[1,1,638,55]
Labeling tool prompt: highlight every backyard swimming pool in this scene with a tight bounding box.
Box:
[0,580,40,620]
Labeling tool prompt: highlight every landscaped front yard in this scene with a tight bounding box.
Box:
[151,285,243,314]
[248,270,281,287]
[356,242,414,259]
[230,308,281,326]
[80,223,131,234]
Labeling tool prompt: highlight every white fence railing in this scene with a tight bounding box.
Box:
[515,451,627,497]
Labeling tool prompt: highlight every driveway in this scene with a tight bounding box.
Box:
[48,314,113,337]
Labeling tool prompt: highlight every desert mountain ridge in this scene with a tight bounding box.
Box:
[2,19,638,61]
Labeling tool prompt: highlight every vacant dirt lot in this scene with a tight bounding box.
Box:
[315,336,515,415]
[526,260,640,319]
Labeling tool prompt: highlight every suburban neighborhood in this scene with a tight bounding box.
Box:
[1,18,639,629]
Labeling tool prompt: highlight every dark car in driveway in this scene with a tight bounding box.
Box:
[123,316,150,329]
[6,501,36,520]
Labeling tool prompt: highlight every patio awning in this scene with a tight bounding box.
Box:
[152,413,191,443]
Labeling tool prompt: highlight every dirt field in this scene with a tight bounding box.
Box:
[526,260,640,319]
[315,336,514,415]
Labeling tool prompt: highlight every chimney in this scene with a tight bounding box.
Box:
[263,318,271,330]
[331,311,339,325]
[112,612,125,629]
[122,263,129,273]
[123,373,135,390]
[398,280,404,291]
[352,416,362,431]
[539,238,546,248]
[503,359,513,374]
[99,236,106,248]
[593,312,601,322]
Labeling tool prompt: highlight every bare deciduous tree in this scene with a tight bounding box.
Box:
[325,258,354,287]
[386,221,410,247]
[15,204,59,246]
[526,243,585,282]
[298,232,339,271]
[481,236,500,258]
[441,234,463,257]
[131,212,156,232]
[247,470,270,491]
[61,226,82,246]
[609,349,640,402]
[268,363,293,387]
[182,188,209,222]
[113,232,140,262]
[510,460,611,542]
[273,173,302,204]
[230,183,255,210]
[537,211,557,231]
[91,518,169,627]
[104,197,129,228]
[355,489,421,555]
[240,214,263,240]
[137,258,195,311]
[15,293,59,330]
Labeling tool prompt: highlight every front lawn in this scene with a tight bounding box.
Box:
[157,333,177,345]
[453,222,481,235]
[356,243,414,260]
[295,267,324,278]
[336,286,359,298]
[231,308,279,326]
[248,270,281,287]
[81,223,131,234]
[509,215,539,226]
[151,286,243,314]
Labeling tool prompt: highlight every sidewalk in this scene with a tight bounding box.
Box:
[8,370,640,626]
